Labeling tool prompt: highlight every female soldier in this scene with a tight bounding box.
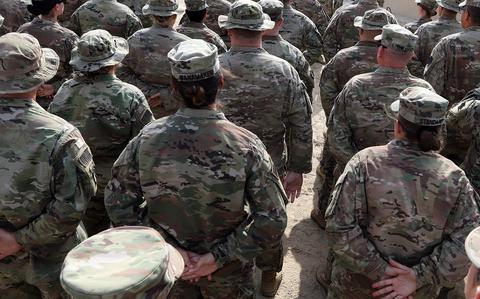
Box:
[105,39,287,299]
[325,87,480,298]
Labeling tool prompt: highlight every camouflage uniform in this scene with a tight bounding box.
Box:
[61,227,184,299]
[119,0,190,118]
[326,87,480,298]
[0,0,30,34]
[404,0,438,33]
[48,30,154,236]
[68,0,143,38]
[291,0,330,34]
[279,2,325,64]
[323,0,397,61]
[105,39,288,299]
[118,0,152,27]
[58,0,88,25]
[17,18,79,109]
[203,0,231,36]
[0,33,96,299]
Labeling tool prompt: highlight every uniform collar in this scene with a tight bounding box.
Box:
[181,20,207,28]
[262,35,282,41]
[375,66,410,75]
[389,139,422,151]
[176,108,227,120]
[438,16,458,22]
[229,46,266,53]
[355,40,378,47]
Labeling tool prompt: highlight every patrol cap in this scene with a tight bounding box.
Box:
[61,226,184,299]
[258,0,284,22]
[168,39,220,82]
[0,33,59,94]
[436,0,462,12]
[185,0,208,11]
[375,24,418,52]
[416,0,438,15]
[460,0,480,8]
[466,227,480,268]
[390,87,448,126]
[142,0,180,16]
[70,29,129,73]
[218,0,275,31]
[354,8,393,31]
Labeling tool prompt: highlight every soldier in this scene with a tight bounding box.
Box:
[425,0,480,106]
[326,86,480,298]
[311,8,393,229]
[291,0,330,34]
[105,39,288,299]
[259,0,315,99]
[0,1,31,34]
[118,0,152,27]
[279,0,325,64]
[0,32,96,298]
[203,0,231,36]
[119,0,190,118]
[61,227,184,298]
[328,24,433,168]
[18,0,79,109]
[48,29,154,236]
[176,0,228,53]
[68,0,142,38]
[323,0,397,61]
[217,1,312,296]
[58,0,88,26]
[405,0,438,33]
[464,227,480,299]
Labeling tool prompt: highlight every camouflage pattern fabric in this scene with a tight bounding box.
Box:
[291,0,330,34]
[119,24,190,117]
[204,0,231,36]
[59,0,88,25]
[68,0,143,38]
[328,66,433,166]
[405,16,432,33]
[176,20,228,53]
[104,108,288,296]
[218,46,313,175]
[325,139,480,298]
[262,35,315,100]
[0,98,96,298]
[279,3,325,64]
[425,26,480,106]
[0,0,31,34]
[118,0,152,27]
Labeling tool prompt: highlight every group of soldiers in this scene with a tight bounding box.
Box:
[2,0,480,298]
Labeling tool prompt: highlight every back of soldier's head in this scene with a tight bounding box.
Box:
[375,24,417,66]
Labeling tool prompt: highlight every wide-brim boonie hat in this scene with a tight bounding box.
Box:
[0,33,59,94]
[436,0,461,12]
[218,13,274,31]
[218,0,275,31]
[354,16,384,30]
[416,0,438,16]
[142,0,181,16]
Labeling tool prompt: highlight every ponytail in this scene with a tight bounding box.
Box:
[398,116,443,152]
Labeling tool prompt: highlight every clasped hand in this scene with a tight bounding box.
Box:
[177,248,218,283]
[0,228,22,260]
[371,260,417,299]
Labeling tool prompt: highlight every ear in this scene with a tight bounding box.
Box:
[279,17,285,27]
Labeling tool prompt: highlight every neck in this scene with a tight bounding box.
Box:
[263,29,279,37]
[230,39,262,48]
[379,62,407,69]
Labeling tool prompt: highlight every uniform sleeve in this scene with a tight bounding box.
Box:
[210,143,288,268]
[303,22,325,65]
[126,14,143,38]
[66,11,82,36]
[413,176,480,289]
[424,39,447,96]
[13,129,96,248]
[415,27,429,66]
[325,155,389,281]
[213,35,228,54]
[130,91,155,136]
[323,15,340,62]
[320,58,340,119]
[296,54,315,101]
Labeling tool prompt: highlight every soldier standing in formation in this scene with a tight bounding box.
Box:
[0,0,31,34]
[405,0,438,33]
[291,0,330,34]
[105,39,288,299]
[58,0,88,26]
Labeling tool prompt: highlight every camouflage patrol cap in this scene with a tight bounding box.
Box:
[416,0,438,15]
[168,39,220,81]
[185,0,208,11]
[0,33,59,94]
[436,0,462,12]
[218,0,275,31]
[354,8,394,31]
[142,0,180,16]
[374,24,418,52]
[70,29,129,73]
[460,0,480,8]
[390,87,448,126]
[61,226,184,299]
[258,0,284,22]
[466,227,480,268]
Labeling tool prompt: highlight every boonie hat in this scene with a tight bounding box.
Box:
[0,33,59,94]
[168,39,220,81]
[436,0,462,12]
[354,8,394,30]
[70,29,129,73]
[466,227,480,268]
[416,0,438,15]
[258,0,284,21]
[61,226,184,299]
[185,0,208,11]
[375,24,418,52]
[460,0,480,8]
[218,0,275,31]
[143,0,180,16]
[390,87,448,126]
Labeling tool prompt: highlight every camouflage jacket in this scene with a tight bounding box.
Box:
[0,0,30,34]
[323,0,396,61]
[59,0,88,25]
[292,0,330,34]
[218,46,313,175]
[405,16,432,33]
[328,66,433,165]
[48,74,154,194]
[176,20,228,54]
[279,4,325,65]
[262,35,315,100]
[68,0,143,38]
[104,108,288,268]
[117,0,151,28]
[0,98,96,260]
[320,40,378,118]
[425,26,480,106]
[326,140,480,296]
[119,24,190,117]
[204,0,231,37]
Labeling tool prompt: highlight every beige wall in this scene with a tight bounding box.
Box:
[384,0,418,24]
